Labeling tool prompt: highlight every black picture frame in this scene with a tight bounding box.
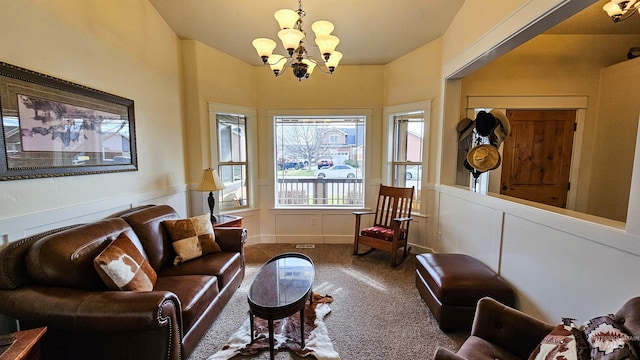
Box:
[0,62,137,181]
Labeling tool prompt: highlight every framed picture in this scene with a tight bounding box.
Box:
[0,61,137,181]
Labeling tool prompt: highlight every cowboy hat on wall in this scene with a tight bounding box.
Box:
[457,109,511,177]
[456,110,510,147]
[467,144,501,173]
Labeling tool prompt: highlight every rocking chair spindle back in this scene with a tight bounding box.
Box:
[353,185,415,267]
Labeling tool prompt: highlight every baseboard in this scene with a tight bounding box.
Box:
[410,243,435,254]
[273,235,353,244]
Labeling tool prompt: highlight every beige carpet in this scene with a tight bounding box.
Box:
[188,244,467,360]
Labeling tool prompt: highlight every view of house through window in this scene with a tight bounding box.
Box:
[217,113,248,210]
[391,111,424,212]
[274,115,365,207]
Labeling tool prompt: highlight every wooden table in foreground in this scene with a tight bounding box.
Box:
[211,214,243,228]
[0,327,47,360]
[247,253,315,360]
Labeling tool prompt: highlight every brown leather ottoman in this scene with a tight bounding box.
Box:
[415,253,515,331]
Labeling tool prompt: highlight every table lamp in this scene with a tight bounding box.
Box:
[196,168,226,222]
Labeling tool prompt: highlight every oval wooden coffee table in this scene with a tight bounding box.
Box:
[248,252,315,360]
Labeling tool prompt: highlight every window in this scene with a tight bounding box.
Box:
[216,113,248,210]
[274,115,365,207]
[391,111,424,211]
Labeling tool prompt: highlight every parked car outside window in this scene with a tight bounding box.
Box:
[406,165,422,180]
[317,158,333,169]
[315,165,361,179]
[277,159,305,170]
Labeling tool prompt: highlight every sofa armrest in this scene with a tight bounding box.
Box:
[470,297,554,359]
[433,347,466,360]
[214,227,247,253]
[0,286,182,332]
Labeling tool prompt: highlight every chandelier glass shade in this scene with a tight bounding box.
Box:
[252,0,342,81]
[603,0,640,22]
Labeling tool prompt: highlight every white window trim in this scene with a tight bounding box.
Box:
[208,102,257,210]
[383,101,432,215]
[268,108,372,209]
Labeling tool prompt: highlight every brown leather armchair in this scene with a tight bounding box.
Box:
[434,296,640,360]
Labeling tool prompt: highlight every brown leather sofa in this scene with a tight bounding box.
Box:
[434,296,640,360]
[0,204,246,360]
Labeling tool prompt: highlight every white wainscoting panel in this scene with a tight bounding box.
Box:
[438,192,504,272]
[0,186,188,245]
[275,213,323,244]
[322,213,354,244]
[275,214,321,235]
[501,214,640,323]
[223,209,260,246]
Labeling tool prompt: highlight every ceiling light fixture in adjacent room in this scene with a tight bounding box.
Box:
[252,0,342,81]
[603,0,640,22]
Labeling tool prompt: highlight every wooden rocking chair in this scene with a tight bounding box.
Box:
[353,185,414,267]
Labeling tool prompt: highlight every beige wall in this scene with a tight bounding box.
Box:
[0,0,185,220]
[384,39,443,107]
[179,40,259,238]
[180,40,256,186]
[442,0,530,75]
[443,0,527,56]
[385,39,443,186]
[460,34,640,221]
[591,58,640,220]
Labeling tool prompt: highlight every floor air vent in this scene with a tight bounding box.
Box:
[295,244,316,249]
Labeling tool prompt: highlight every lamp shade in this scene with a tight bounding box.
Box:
[315,34,340,56]
[603,1,624,16]
[613,0,635,6]
[196,168,226,192]
[252,38,277,58]
[311,20,334,37]
[274,9,299,29]
[278,29,304,51]
[325,51,343,71]
[302,59,316,75]
[268,54,286,73]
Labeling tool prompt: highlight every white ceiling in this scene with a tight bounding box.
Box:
[148,0,465,66]
[149,0,640,67]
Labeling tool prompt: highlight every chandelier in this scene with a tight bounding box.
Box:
[603,0,640,22]
[251,0,343,81]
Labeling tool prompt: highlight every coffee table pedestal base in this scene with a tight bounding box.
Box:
[249,291,312,360]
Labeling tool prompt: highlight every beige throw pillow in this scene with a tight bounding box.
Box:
[163,214,221,265]
[94,232,157,291]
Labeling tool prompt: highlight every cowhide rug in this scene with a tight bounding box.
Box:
[208,293,340,360]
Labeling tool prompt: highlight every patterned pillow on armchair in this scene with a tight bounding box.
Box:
[529,318,590,360]
[582,315,638,360]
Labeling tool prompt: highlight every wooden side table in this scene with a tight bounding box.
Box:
[0,327,46,360]
[211,214,243,228]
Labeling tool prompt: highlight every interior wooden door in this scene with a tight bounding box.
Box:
[500,110,576,208]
